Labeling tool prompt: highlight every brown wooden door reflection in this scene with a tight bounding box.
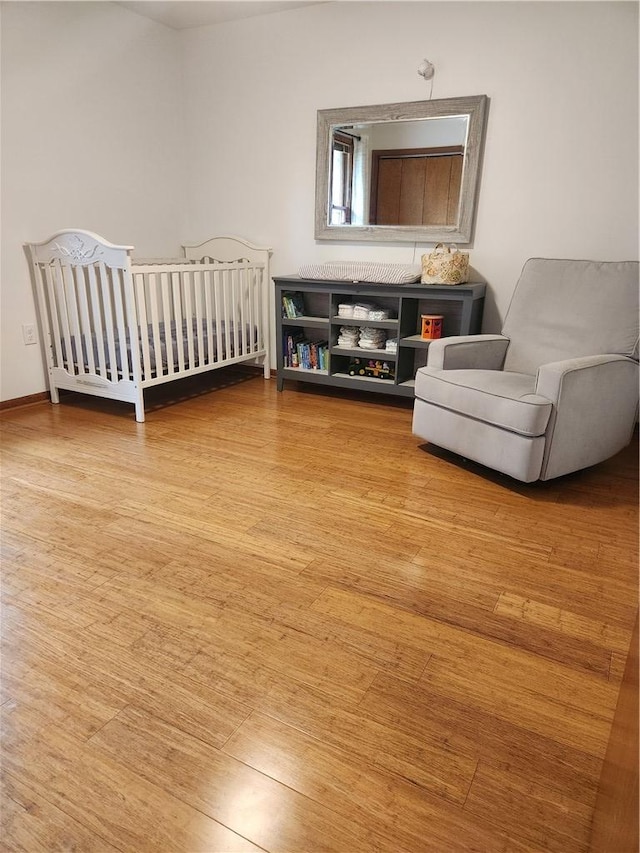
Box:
[370,146,463,227]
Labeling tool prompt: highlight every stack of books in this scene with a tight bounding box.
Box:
[283,332,328,370]
[281,292,306,319]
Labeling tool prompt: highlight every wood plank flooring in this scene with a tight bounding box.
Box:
[1,369,638,852]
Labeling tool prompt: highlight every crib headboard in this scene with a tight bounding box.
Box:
[182,235,272,278]
[25,229,143,394]
[27,229,134,267]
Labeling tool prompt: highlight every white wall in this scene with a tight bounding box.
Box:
[2,1,638,402]
[180,0,638,333]
[0,1,185,401]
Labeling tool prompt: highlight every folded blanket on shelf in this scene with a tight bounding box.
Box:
[352,302,377,320]
[337,326,361,347]
[358,327,387,350]
[337,303,355,318]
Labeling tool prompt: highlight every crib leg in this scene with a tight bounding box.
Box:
[49,383,59,404]
[262,353,271,379]
[134,390,145,423]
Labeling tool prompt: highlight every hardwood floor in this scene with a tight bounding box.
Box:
[1,369,638,853]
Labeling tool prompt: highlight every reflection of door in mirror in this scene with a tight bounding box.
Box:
[370,146,463,226]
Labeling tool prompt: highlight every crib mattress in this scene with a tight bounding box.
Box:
[62,318,255,377]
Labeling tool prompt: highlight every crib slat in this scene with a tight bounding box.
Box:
[94,261,118,382]
[259,267,266,352]
[250,267,258,353]
[231,269,240,358]
[252,268,269,351]
[112,267,131,379]
[147,272,164,377]
[213,269,223,364]
[243,269,252,354]
[134,272,152,380]
[42,263,65,370]
[223,269,232,359]
[183,270,195,369]
[100,264,124,382]
[239,268,248,355]
[86,262,107,377]
[58,263,78,376]
[72,265,93,375]
[172,271,185,373]
[156,271,176,376]
[249,265,258,354]
[194,269,205,367]
[248,268,257,353]
[65,266,84,373]
[237,267,244,354]
[123,266,142,388]
[204,269,214,365]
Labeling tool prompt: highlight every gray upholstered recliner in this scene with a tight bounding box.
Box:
[412,258,639,482]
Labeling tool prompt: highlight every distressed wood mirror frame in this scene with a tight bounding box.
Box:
[314,94,488,244]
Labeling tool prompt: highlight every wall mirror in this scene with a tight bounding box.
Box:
[315,95,488,243]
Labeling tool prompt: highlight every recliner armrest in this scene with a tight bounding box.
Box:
[427,335,510,370]
[535,354,637,403]
[534,354,639,480]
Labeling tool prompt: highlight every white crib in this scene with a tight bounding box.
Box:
[26,230,271,422]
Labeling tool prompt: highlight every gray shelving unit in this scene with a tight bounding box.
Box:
[274,276,486,398]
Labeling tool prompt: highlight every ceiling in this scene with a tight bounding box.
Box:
[117,1,326,29]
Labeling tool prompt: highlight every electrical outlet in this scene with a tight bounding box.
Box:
[22,323,37,345]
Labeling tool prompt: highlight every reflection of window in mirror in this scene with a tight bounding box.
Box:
[330,132,354,224]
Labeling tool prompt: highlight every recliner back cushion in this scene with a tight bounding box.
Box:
[502,259,639,375]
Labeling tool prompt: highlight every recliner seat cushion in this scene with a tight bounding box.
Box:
[414,368,553,436]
